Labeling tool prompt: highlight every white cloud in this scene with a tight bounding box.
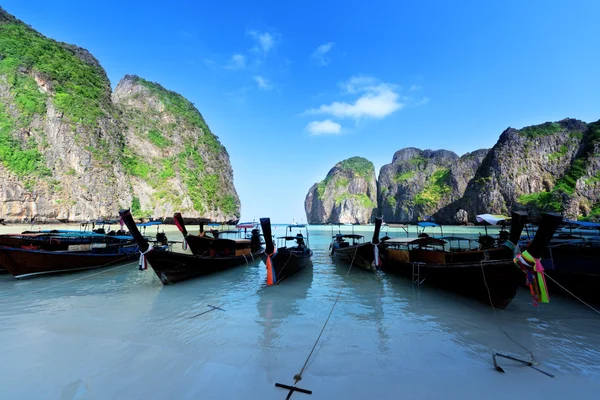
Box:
[308,76,403,119]
[311,42,334,66]
[254,75,273,90]
[306,120,342,135]
[409,84,421,92]
[339,75,378,94]
[248,30,279,54]
[225,53,246,70]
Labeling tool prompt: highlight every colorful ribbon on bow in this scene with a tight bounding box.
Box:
[266,251,276,285]
[514,250,549,305]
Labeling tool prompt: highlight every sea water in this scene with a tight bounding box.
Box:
[0,224,599,399]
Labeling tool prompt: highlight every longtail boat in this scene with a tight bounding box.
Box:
[0,240,140,279]
[173,213,254,256]
[120,209,264,284]
[0,231,131,251]
[381,212,561,308]
[330,217,383,271]
[260,218,312,285]
[540,220,600,305]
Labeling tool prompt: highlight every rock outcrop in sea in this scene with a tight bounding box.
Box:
[0,7,240,222]
[305,119,599,224]
[305,157,377,224]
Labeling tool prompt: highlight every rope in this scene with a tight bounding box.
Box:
[479,261,537,364]
[5,260,137,298]
[291,244,360,386]
[546,246,600,314]
[274,251,295,282]
[543,272,600,315]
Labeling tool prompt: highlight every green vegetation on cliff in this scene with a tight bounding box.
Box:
[414,168,451,207]
[0,23,107,127]
[548,145,568,161]
[339,157,375,179]
[394,170,415,183]
[519,122,563,138]
[334,193,375,209]
[0,108,50,177]
[131,76,222,153]
[517,191,562,212]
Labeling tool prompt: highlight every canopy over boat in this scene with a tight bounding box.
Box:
[137,221,163,227]
[440,236,474,242]
[387,223,408,228]
[278,235,306,240]
[476,214,511,225]
[236,222,256,229]
[385,237,447,246]
[417,221,440,228]
[563,219,600,229]
[333,234,363,239]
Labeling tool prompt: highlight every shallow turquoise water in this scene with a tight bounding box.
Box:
[0,224,599,399]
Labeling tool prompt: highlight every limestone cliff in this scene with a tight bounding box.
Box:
[377,148,488,223]
[0,7,240,222]
[0,7,131,222]
[439,118,599,222]
[305,157,377,224]
[113,75,240,221]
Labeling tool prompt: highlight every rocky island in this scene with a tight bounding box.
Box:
[305,118,600,224]
[305,157,377,224]
[0,7,240,222]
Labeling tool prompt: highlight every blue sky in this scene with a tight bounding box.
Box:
[4,0,600,222]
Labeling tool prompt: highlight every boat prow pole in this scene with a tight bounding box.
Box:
[260,217,276,285]
[372,217,383,244]
[260,218,275,255]
[173,212,188,237]
[528,212,562,258]
[119,209,150,253]
[509,211,528,244]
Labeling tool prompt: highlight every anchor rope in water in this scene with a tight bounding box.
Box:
[6,259,137,298]
[542,272,600,315]
[290,244,360,387]
[479,261,537,364]
[274,251,295,282]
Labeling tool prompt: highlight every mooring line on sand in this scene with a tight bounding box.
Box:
[480,262,555,377]
[276,245,360,399]
[3,259,137,299]
[543,272,600,315]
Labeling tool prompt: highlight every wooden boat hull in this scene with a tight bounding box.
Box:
[268,248,313,283]
[0,245,139,278]
[542,243,600,304]
[382,247,523,309]
[146,248,265,284]
[332,242,379,271]
[183,234,214,255]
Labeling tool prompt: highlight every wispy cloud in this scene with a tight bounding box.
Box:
[225,53,246,70]
[307,76,403,120]
[248,30,279,54]
[409,84,421,92]
[311,42,334,66]
[254,75,273,90]
[306,120,342,135]
[339,76,379,94]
